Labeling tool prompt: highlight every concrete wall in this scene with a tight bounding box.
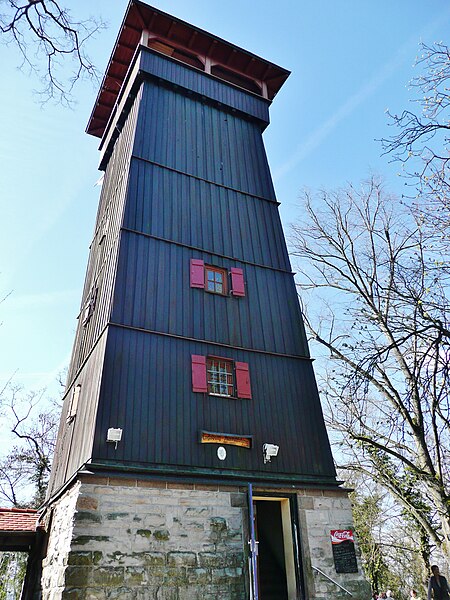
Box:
[40,475,370,599]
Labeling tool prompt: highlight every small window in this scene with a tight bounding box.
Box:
[207,358,234,397]
[82,287,98,326]
[191,355,252,399]
[67,384,81,422]
[205,266,227,295]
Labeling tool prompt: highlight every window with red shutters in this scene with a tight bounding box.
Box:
[192,355,251,399]
[190,259,245,298]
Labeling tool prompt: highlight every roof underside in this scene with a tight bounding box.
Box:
[87,0,290,138]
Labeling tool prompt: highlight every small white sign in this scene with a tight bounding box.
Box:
[217,446,227,460]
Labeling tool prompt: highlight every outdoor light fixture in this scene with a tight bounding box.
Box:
[263,443,279,464]
[107,428,123,449]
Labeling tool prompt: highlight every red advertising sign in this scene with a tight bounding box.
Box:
[330,529,358,573]
[330,529,355,544]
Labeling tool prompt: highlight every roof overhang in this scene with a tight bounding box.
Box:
[87,0,290,139]
[0,531,37,551]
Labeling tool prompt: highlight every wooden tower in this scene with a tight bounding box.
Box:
[39,2,369,598]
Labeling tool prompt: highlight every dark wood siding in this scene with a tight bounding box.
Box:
[111,233,309,356]
[91,326,335,482]
[139,48,271,126]
[48,330,108,496]
[123,160,290,270]
[49,43,337,495]
[133,79,275,200]
[66,87,143,386]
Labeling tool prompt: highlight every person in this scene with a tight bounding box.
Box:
[411,590,423,599]
[428,565,450,600]
[386,591,395,599]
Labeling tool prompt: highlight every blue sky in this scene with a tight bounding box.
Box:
[1,0,449,400]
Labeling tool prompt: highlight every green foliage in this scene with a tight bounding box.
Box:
[0,552,27,600]
[351,492,390,593]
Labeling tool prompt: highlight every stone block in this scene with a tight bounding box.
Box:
[107,477,137,488]
[164,567,188,586]
[298,496,315,510]
[61,588,92,599]
[137,479,167,489]
[186,567,210,585]
[67,551,101,566]
[167,482,194,490]
[198,552,227,568]
[123,567,148,585]
[91,567,125,587]
[105,512,130,520]
[72,535,109,546]
[85,590,108,600]
[100,587,134,599]
[136,552,166,566]
[64,566,90,587]
[153,529,170,541]
[167,552,197,567]
[75,511,102,524]
[230,493,246,507]
[136,529,152,538]
[76,496,99,511]
[193,484,219,492]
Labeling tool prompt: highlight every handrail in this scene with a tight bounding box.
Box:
[312,565,353,596]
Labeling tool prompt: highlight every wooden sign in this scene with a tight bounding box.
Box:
[200,431,252,448]
[330,530,358,573]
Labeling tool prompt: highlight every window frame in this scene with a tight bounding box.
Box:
[206,356,235,397]
[204,265,228,296]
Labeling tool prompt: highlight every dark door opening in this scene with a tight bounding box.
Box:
[255,500,289,599]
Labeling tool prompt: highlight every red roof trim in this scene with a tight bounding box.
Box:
[86,0,290,138]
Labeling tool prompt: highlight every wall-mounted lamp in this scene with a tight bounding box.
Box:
[107,428,123,449]
[263,443,279,464]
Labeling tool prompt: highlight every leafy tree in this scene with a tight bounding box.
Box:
[0,552,27,600]
[349,474,430,599]
[290,176,450,562]
[0,0,105,103]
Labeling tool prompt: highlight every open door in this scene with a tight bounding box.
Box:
[249,491,304,600]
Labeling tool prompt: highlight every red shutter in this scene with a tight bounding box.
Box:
[231,268,245,297]
[192,355,207,392]
[190,259,205,288]
[235,361,252,399]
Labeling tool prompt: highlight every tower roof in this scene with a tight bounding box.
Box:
[87,0,290,138]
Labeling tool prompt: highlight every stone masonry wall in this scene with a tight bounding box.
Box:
[41,481,81,598]
[297,488,371,599]
[44,476,247,600]
[40,477,370,600]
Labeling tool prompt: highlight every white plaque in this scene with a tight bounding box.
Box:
[217,446,227,460]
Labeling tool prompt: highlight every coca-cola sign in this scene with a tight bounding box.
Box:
[330,529,358,573]
[330,529,354,544]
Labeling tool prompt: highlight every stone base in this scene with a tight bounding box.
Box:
[38,475,370,599]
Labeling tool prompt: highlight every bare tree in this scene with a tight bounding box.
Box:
[290,177,450,562]
[0,0,105,104]
[382,42,450,230]
[0,385,59,508]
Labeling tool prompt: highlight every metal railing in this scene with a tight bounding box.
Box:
[312,565,353,596]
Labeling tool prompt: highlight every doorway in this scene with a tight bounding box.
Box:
[252,496,303,600]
